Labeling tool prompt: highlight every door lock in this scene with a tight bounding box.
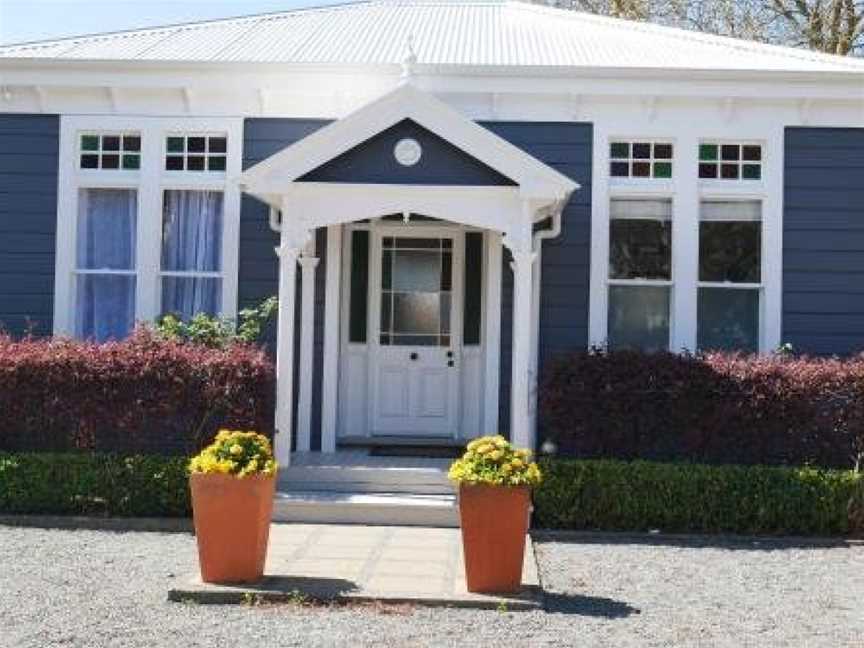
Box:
[446,350,454,358]
[447,360,455,367]
[410,352,419,361]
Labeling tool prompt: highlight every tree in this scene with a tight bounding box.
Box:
[536,0,864,55]
[770,0,863,54]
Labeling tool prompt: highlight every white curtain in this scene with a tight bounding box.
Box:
[75,189,137,341]
[161,190,224,319]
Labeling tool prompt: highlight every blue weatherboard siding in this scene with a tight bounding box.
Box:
[242,118,330,450]
[0,114,59,337]
[481,122,593,433]
[784,127,864,356]
[301,119,516,185]
[240,117,592,445]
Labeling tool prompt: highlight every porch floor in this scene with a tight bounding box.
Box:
[169,523,541,609]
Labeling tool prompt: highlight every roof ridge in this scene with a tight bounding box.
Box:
[509,1,864,70]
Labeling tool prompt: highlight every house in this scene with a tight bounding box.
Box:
[1,0,863,495]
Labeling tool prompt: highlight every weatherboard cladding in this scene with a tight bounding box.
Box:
[0,114,59,337]
[240,117,591,444]
[783,127,864,356]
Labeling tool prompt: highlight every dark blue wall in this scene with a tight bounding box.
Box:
[784,127,864,356]
[242,118,330,450]
[0,114,59,337]
[481,122,593,433]
[240,117,592,444]
[301,119,516,186]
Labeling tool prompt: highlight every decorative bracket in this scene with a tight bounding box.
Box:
[642,95,659,122]
[797,98,814,125]
[722,97,737,124]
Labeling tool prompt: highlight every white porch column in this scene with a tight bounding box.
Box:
[507,213,537,450]
[320,224,343,453]
[296,238,319,453]
[273,221,308,468]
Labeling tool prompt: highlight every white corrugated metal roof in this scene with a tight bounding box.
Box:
[2,0,863,74]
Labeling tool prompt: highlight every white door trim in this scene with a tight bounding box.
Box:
[366,222,465,438]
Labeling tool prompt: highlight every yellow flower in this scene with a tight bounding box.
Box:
[490,450,504,461]
[229,444,243,456]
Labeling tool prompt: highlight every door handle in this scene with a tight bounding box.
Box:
[446,350,454,358]
[410,352,419,361]
[447,360,455,367]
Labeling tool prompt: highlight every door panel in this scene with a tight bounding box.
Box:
[370,230,462,437]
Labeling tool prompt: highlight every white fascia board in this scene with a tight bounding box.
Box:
[240,83,578,201]
[3,57,864,81]
[2,60,863,103]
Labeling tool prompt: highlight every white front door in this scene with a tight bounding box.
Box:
[368,229,463,437]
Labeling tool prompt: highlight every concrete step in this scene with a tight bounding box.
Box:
[272,490,460,527]
[278,465,455,495]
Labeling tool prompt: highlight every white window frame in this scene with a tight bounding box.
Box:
[606,196,675,350]
[698,140,764,185]
[590,125,782,354]
[609,139,675,182]
[54,116,243,338]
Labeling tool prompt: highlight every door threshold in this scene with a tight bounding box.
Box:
[339,435,465,449]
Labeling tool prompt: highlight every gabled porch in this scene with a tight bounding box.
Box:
[239,80,578,488]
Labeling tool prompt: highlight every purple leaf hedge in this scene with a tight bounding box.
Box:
[539,350,864,470]
[0,330,275,455]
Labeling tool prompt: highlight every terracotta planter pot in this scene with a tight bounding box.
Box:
[458,483,531,593]
[190,473,275,584]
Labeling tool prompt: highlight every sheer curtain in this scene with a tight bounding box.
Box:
[161,190,223,319]
[75,188,137,341]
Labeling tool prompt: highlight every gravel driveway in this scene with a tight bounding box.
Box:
[1,525,861,647]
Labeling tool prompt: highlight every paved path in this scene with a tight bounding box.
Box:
[170,523,540,608]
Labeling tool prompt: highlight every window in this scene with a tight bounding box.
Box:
[160,190,224,319]
[697,200,762,352]
[75,188,137,341]
[463,231,484,346]
[165,134,227,172]
[698,143,762,180]
[79,133,141,170]
[348,230,370,343]
[607,199,672,351]
[610,141,673,179]
[379,237,452,347]
[58,117,241,341]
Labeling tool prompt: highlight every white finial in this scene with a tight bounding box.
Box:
[400,34,418,83]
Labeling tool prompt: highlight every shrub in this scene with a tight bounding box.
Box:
[539,350,864,469]
[155,296,278,348]
[534,458,864,536]
[0,330,275,455]
[0,453,190,517]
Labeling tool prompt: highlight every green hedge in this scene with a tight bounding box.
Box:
[0,453,190,517]
[535,459,864,536]
[3,453,862,536]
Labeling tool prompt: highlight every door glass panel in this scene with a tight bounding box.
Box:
[392,250,440,292]
[380,236,453,347]
[393,293,439,334]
